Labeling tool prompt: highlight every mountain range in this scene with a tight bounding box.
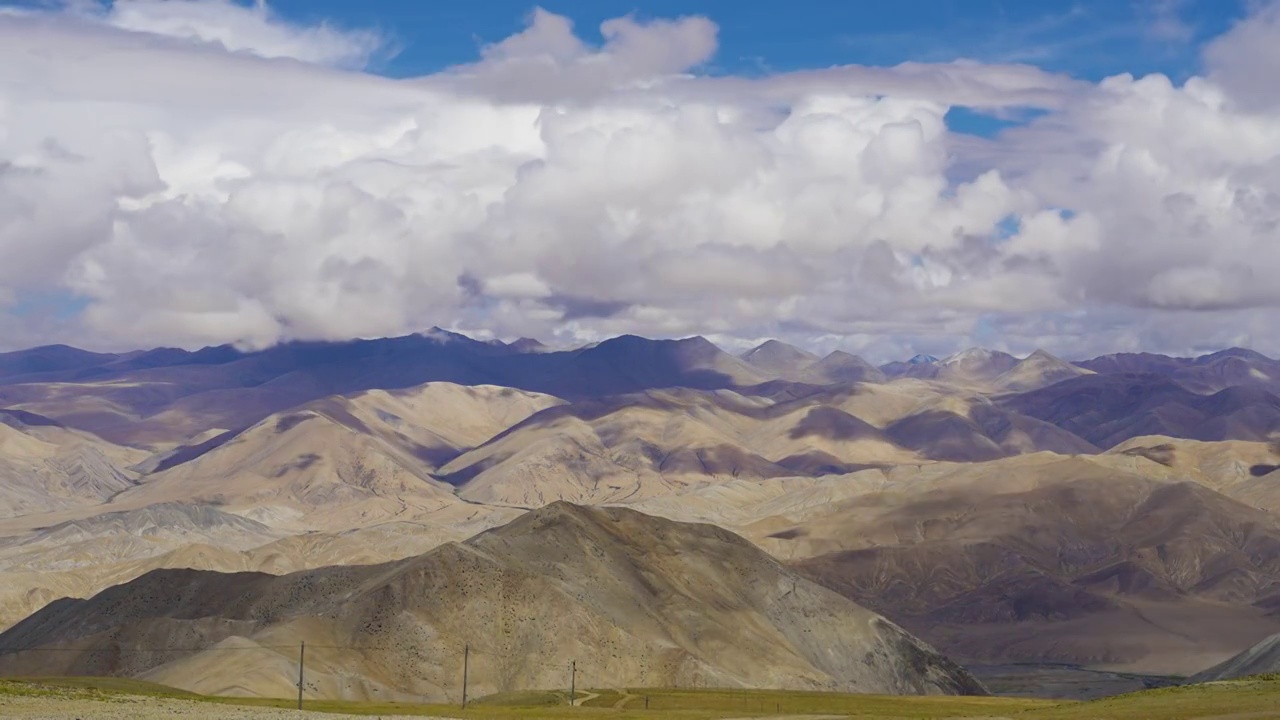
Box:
[1,332,1279,699]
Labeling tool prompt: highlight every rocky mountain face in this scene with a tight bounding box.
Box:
[1,334,1280,696]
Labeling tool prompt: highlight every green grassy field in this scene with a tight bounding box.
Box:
[1024,673,1280,720]
[0,676,198,698]
[4,675,1280,718]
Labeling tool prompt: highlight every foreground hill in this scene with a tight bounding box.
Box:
[0,503,983,700]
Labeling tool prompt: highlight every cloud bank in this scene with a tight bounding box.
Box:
[1,1,1279,360]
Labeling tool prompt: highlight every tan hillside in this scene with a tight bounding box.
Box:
[0,383,561,629]
[0,411,146,518]
[0,504,985,700]
[630,470,890,542]
[115,406,457,530]
[626,452,1280,675]
[93,383,560,531]
[1104,435,1280,511]
[0,381,173,447]
[880,392,1099,462]
[935,348,1020,387]
[779,458,1280,674]
[339,383,567,461]
[0,502,281,631]
[441,391,769,506]
[441,388,922,506]
[994,349,1093,392]
[0,501,520,632]
[0,382,561,534]
[739,342,888,384]
[739,340,820,377]
[806,350,888,384]
[762,380,953,428]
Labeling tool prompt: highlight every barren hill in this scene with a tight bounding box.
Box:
[739,343,886,385]
[439,387,931,505]
[0,410,145,517]
[0,500,521,634]
[993,349,1092,392]
[1001,373,1280,447]
[440,380,1115,506]
[0,381,559,537]
[0,503,984,700]
[1104,435,1280,512]
[1191,632,1280,682]
[808,351,888,384]
[937,348,1020,385]
[784,460,1280,674]
[740,340,819,377]
[0,382,562,628]
[1079,348,1280,395]
[620,448,1280,675]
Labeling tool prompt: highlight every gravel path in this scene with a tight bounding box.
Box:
[0,694,445,719]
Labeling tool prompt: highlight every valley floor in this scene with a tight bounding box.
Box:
[5,678,1280,720]
[0,695,441,720]
[966,663,1179,700]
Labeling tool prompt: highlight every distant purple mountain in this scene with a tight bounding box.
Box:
[1,336,1277,448]
[0,331,763,444]
[1077,347,1280,394]
[1001,373,1280,448]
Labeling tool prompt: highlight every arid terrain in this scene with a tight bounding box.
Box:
[0,695,437,720]
[2,334,1280,701]
[5,676,1280,720]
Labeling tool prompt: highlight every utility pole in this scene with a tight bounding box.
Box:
[569,660,576,706]
[297,641,305,711]
[462,644,469,709]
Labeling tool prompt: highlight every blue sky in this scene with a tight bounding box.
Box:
[256,0,1250,138]
[260,0,1248,81]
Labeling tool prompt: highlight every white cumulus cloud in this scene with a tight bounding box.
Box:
[1,0,1279,361]
[101,0,389,68]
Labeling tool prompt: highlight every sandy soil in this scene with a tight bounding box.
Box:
[0,693,443,719]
